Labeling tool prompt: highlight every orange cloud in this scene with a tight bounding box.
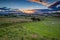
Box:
[28,0,40,2]
[21,10,36,14]
[28,0,49,6]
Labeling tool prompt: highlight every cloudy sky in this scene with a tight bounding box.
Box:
[0,0,59,10]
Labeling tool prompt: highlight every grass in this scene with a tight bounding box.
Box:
[0,17,60,40]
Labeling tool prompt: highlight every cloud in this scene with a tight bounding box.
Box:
[28,0,49,6]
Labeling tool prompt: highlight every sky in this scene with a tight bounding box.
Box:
[0,0,59,10]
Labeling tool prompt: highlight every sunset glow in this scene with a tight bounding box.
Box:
[21,10,36,14]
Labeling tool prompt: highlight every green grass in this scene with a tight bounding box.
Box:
[0,17,60,40]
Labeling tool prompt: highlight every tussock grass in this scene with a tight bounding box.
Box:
[0,17,60,40]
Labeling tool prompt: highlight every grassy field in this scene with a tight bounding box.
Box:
[0,17,60,40]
